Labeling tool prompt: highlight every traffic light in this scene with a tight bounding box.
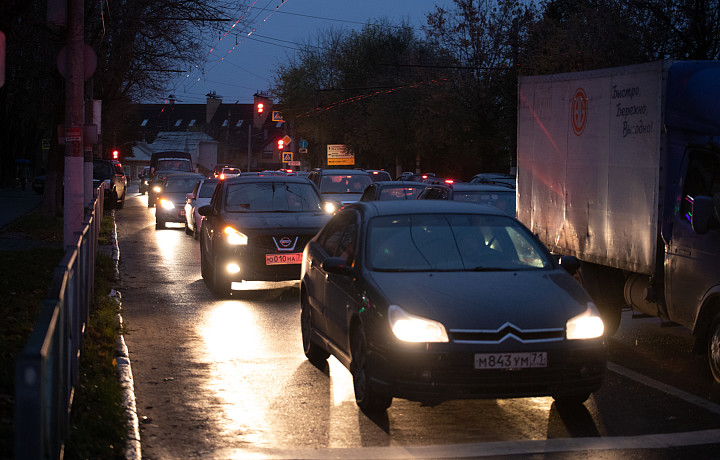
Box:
[112,149,120,160]
[253,93,272,129]
[277,139,284,151]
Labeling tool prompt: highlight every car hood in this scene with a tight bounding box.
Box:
[223,212,331,231]
[368,270,592,330]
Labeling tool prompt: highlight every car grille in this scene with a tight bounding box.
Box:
[449,322,565,344]
[251,232,315,252]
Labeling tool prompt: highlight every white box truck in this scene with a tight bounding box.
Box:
[516,60,720,382]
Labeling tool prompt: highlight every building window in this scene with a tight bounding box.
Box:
[222,119,229,127]
[141,119,148,127]
[236,120,244,127]
[189,119,196,127]
[175,119,183,127]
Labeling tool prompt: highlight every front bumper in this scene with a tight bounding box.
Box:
[368,339,607,404]
[156,205,186,223]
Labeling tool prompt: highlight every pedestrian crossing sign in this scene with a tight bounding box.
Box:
[282,152,293,162]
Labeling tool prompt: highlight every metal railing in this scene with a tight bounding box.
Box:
[14,187,105,459]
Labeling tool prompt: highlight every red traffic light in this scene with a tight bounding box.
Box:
[257,102,264,114]
[277,139,284,150]
[112,149,120,160]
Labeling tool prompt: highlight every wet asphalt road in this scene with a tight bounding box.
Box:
[114,186,720,459]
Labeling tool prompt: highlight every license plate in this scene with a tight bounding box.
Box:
[266,253,303,265]
[474,352,547,370]
[180,210,185,216]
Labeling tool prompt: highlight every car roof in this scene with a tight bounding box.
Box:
[163,172,204,180]
[372,180,429,188]
[347,198,508,218]
[443,182,516,192]
[316,169,370,175]
[222,175,318,185]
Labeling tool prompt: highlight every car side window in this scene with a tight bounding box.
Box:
[317,211,358,262]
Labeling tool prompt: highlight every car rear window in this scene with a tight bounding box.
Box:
[225,182,323,212]
[319,174,373,194]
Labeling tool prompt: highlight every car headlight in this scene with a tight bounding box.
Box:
[224,226,248,245]
[566,304,605,340]
[152,186,162,193]
[388,305,449,343]
[159,199,175,209]
[324,202,337,213]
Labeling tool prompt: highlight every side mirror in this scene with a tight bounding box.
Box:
[559,255,581,276]
[198,205,216,217]
[186,193,194,200]
[691,195,715,234]
[322,257,355,277]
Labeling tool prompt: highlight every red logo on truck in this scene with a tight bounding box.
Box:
[571,88,588,136]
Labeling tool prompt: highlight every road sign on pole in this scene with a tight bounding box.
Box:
[282,152,293,162]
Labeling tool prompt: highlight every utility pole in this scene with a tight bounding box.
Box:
[64,0,85,248]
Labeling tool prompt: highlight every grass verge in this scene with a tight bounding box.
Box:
[0,211,126,459]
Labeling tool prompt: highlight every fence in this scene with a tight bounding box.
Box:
[14,187,104,459]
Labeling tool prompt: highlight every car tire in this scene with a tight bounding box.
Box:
[155,218,165,229]
[200,240,209,280]
[301,293,330,366]
[350,325,392,413]
[212,255,232,298]
[552,393,590,406]
[708,312,720,384]
[185,222,192,236]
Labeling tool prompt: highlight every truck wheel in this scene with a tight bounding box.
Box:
[577,263,623,336]
[709,312,720,384]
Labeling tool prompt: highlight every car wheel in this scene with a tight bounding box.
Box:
[552,393,590,406]
[708,312,720,384]
[200,239,210,280]
[155,218,165,229]
[301,293,330,366]
[212,255,232,298]
[350,325,392,413]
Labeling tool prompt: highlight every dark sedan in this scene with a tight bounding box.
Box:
[198,175,333,297]
[300,200,606,413]
[359,180,429,201]
[155,173,205,229]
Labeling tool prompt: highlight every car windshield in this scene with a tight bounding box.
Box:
[453,190,516,216]
[225,182,323,212]
[164,177,200,193]
[378,186,426,200]
[319,174,373,194]
[368,214,551,271]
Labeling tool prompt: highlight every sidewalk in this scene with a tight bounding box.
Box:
[0,186,43,230]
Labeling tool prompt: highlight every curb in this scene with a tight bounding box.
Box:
[108,212,142,460]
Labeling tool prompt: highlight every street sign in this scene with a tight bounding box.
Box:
[299,148,308,154]
[288,161,300,166]
[282,152,293,162]
[282,135,292,145]
[327,144,354,166]
[299,139,308,149]
[272,111,284,122]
